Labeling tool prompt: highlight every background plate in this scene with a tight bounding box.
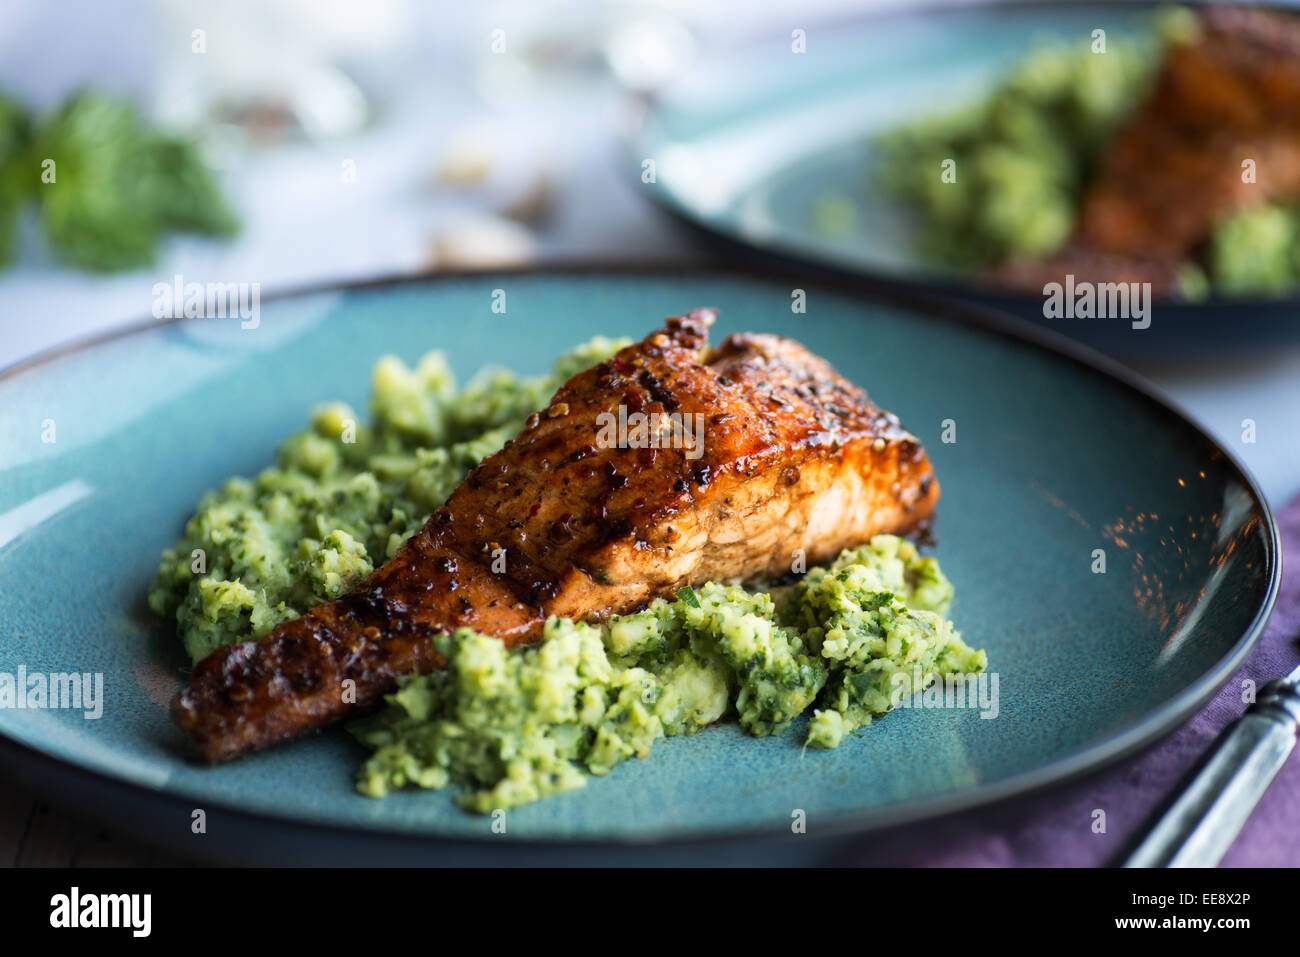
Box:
[632,0,1300,358]
[0,268,1279,863]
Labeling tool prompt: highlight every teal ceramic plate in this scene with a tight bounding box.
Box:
[633,0,1300,357]
[0,268,1279,864]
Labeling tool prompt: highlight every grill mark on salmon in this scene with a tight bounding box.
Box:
[172,309,941,763]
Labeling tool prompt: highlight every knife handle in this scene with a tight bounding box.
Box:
[1125,676,1300,868]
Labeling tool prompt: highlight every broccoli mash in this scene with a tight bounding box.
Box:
[152,342,985,812]
[352,535,984,811]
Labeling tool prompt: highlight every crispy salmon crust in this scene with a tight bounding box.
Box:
[172,309,940,763]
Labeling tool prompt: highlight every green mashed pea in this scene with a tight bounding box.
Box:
[351,535,985,811]
[1207,205,1300,295]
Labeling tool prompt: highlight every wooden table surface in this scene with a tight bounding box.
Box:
[2,781,198,867]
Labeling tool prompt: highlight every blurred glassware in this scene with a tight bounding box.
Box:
[603,9,696,94]
[430,213,539,269]
[149,0,414,144]
[471,1,698,107]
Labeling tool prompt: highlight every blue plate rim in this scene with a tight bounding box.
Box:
[0,262,1282,852]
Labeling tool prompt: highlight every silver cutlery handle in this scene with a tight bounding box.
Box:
[1125,676,1300,868]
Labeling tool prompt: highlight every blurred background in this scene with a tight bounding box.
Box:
[0,0,907,365]
[0,0,1297,507]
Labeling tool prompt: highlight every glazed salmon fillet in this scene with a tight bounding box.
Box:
[172,309,940,763]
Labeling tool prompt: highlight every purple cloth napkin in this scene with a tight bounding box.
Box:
[842,493,1299,867]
